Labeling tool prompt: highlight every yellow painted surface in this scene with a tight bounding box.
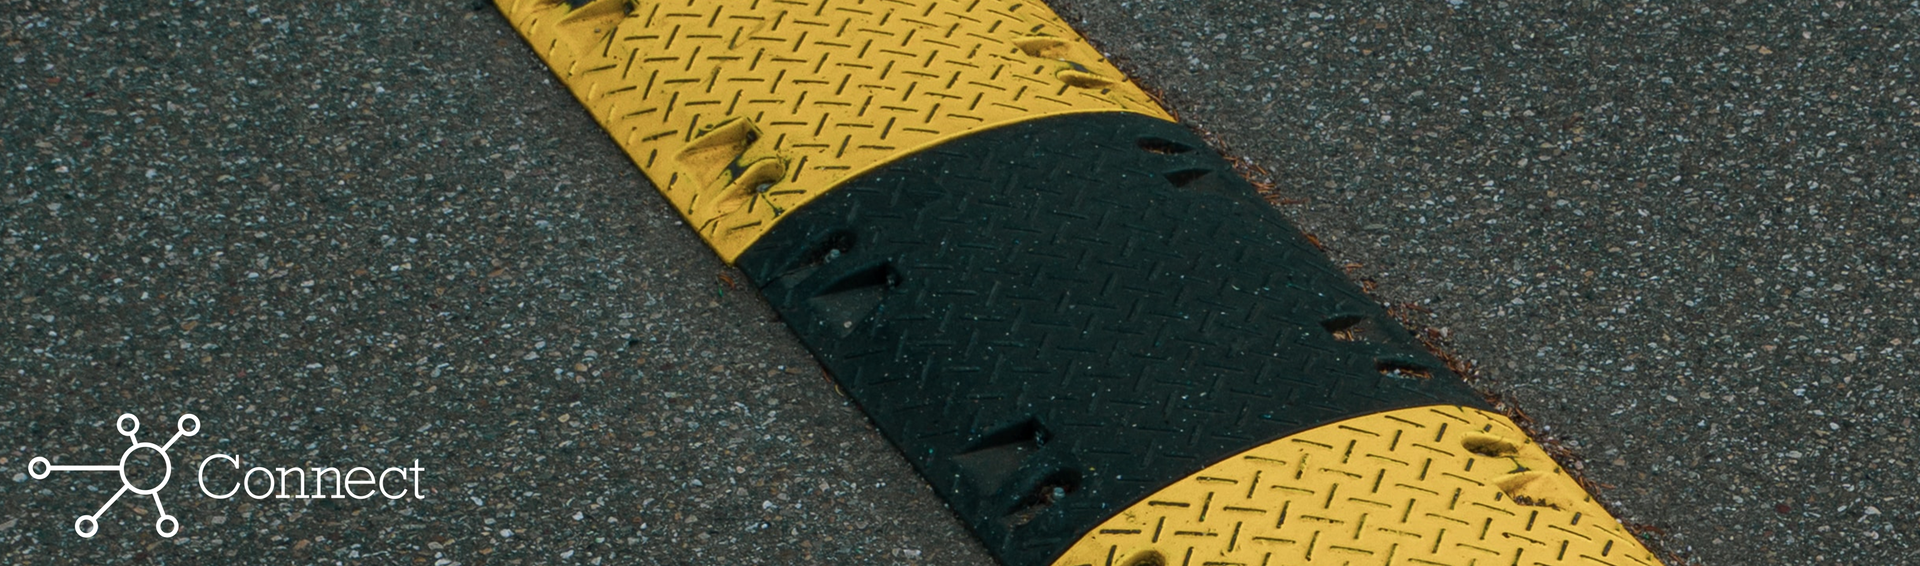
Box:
[495,0,1174,260]
[1054,405,1663,566]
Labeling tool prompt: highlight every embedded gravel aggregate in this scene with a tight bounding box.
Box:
[3,0,1916,565]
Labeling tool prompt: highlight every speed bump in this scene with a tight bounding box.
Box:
[494,2,1665,565]
[494,0,1169,260]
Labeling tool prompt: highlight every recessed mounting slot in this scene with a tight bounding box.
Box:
[805,262,899,336]
[1461,433,1520,457]
[1136,136,1195,155]
[1376,359,1434,380]
[1007,469,1081,527]
[1122,551,1167,566]
[1162,168,1215,188]
[952,418,1051,495]
[1321,315,1379,342]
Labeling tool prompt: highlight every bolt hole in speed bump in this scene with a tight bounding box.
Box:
[492,1,1668,564]
[29,414,199,538]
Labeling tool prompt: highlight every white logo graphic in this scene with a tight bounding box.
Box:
[28,413,200,538]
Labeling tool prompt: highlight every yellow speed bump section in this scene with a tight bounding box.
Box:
[495,0,1174,260]
[1054,405,1662,566]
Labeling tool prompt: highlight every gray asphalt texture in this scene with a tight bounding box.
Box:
[1,1,1914,565]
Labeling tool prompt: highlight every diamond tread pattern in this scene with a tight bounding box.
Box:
[735,113,1489,566]
[1053,406,1664,566]
[493,0,1169,260]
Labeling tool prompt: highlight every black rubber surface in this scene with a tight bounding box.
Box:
[735,112,1489,566]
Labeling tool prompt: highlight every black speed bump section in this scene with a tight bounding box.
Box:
[736,113,1484,565]
[494,1,1667,565]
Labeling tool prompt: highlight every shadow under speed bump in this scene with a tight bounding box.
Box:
[493,1,1665,565]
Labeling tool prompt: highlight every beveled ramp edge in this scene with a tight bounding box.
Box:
[493,0,1172,261]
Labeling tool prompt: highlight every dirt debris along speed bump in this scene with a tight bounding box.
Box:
[494,1,1663,565]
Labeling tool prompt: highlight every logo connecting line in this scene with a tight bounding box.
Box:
[28,413,200,538]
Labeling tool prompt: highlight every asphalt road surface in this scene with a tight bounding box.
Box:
[2,0,1915,564]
